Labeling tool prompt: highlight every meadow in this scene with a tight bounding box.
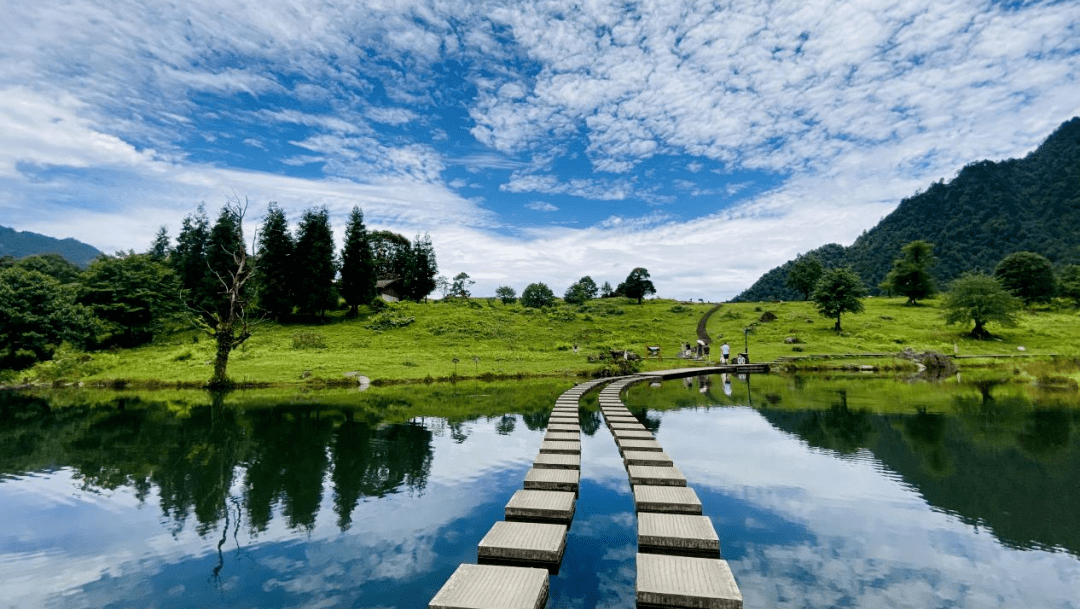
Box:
[11,295,1080,388]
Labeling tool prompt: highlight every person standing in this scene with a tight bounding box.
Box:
[721,341,730,364]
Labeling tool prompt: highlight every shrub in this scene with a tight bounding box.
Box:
[292,332,327,349]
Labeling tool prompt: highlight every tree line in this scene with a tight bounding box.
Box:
[489,267,658,307]
[789,240,1078,337]
[1,200,438,380]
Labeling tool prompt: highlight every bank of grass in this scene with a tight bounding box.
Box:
[10,295,1080,388]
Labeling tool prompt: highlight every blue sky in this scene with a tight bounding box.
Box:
[1,0,1078,299]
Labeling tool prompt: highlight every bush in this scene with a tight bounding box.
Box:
[365,313,416,332]
[292,332,327,349]
[521,282,555,308]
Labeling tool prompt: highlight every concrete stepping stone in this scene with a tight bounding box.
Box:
[478,521,568,568]
[548,415,578,423]
[638,513,720,556]
[634,485,703,514]
[617,439,664,452]
[524,467,580,492]
[533,453,580,470]
[543,431,579,442]
[538,441,580,455]
[622,450,672,467]
[636,553,742,609]
[429,563,550,609]
[612,429,654,440]
[505,489,576,523]
[609,422,648,431]
[546,424,580,432]
[628,465,687,486]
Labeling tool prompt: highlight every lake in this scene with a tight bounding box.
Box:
[1,374,1078,608]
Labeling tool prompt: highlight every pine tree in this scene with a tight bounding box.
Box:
[880,240,936,305]
[293,206,338,316]
[339,205,377,316]
[172,205,210,310]
[407,233,438,301]
[255,202,295,320]
[149,226,171,261]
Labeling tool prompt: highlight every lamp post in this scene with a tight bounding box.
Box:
[743,327,751,364]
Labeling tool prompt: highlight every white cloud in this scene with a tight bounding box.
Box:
[525,201,558,212]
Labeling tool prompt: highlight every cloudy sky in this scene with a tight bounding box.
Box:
[2,0,1078,299]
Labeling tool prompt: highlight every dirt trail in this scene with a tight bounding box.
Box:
[695,303,723,344]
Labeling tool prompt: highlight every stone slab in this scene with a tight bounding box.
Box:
[634,486,703,514]
[617,439,664,452]
[538,441,581,455]
[533,453,580,470]
[612,429,655,440]
[622,450,672,467]
[628,465,687,487]
[478,521,568,566]
[609,422,648,431]
[505,489,576,523]
[544,431,580,442]
[636,553,742,609]
[429,563,550,609]
[605,415,639,423]
[524,467,580,492]
[638,513,720,556]
[546,424,580,433]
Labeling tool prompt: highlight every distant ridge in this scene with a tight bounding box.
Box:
[735,117,1080,302]
[0,225,103,267]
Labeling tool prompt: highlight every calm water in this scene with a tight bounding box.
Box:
[1,375,1078,608]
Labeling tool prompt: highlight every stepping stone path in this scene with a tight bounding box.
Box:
[429,373,743,608]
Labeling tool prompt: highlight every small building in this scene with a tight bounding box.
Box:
[376,278,401,302]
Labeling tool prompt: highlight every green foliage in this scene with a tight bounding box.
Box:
[943,273,1022,339]
[339,206,377,315]
[600,281,614,297]
[1059,264,1080,305]
[448,272,474,299]
[149,226,171,261]
[293,206,338,316]
[77,252,182,347]
[0,267,100,368]
[365,312,416,332]
[405,233,438,301]
[521,282,555,308]
[619,267,656,304]
[738,118,1080,301]
[994,251,1056,305]
[565,276,599,304]
[172,204,211,310]
[255,202,295,320]
[881,240,937,305]
[812,267,867,332]
[10,253,84,284]
[786,254,824,300]
[495,285,517,304]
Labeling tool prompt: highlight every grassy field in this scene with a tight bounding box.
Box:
[8,295,1080,387]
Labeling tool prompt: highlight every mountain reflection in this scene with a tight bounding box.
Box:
[755,381,1080,558]
[0,392,433,536]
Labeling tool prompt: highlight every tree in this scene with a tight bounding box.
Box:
[149,226,171,261]
[0,267,99,368]
[943,272,1022,339]
[293,206,337,316]
[811,267,866,332]
[370,230,411,280]
[405,233,438,301]
[1059,264,1080,305]
[521,282,555,308]
[254,202,295,321]
[10,253,84,284]
[880,240,936,305]
[620,268,656,304]
[172,205,211,309]
[197,201,256,386]
[77,252,182,347]
[495,285,517,304]
[339,206,377,316]
[994,251,1056,305]
[786,254,824,300]
[564,276,598,304]
[448,272,474,299]
[600,281,614,298]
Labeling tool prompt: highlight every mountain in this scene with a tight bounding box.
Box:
[735,117,1080,302]
[0,225,103,267]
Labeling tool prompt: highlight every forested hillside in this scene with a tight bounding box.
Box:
[0,225,102,267]
[736,117,1080,301]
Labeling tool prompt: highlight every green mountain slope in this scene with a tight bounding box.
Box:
[735,117,1080,302]
[0,225,103,267]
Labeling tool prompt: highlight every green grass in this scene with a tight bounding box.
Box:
[11,295,1080,387]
